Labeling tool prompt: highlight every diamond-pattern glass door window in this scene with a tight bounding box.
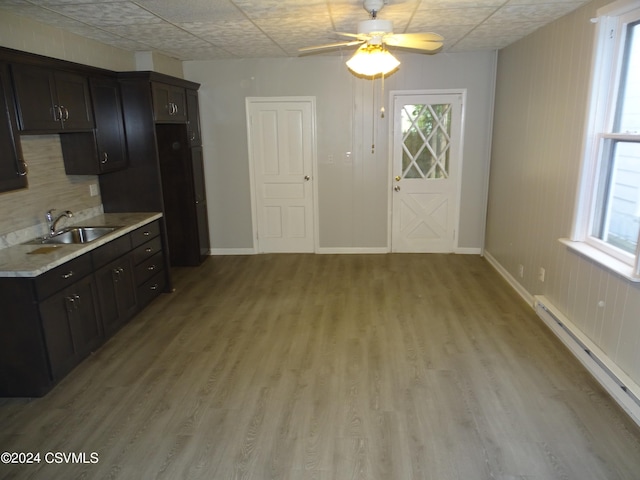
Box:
[401,104,452,179]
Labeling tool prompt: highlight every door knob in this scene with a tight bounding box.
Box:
[394,185,401,192]
[304,175,310,181]
[395,175,401,181]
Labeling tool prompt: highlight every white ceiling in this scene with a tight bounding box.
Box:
[0,0,590,60]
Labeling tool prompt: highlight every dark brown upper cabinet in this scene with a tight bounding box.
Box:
[11,63,94,133]
[186,88,201,147]
[0,62,27,193]
[152,82,187,123]
[62,77,128,175]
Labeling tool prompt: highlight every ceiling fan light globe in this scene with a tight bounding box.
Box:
[346,45,400,77]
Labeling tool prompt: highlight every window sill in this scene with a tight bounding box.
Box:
[559,238,640,283]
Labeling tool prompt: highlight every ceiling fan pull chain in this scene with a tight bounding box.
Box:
[372,76,376,154]
[380,72,385,118]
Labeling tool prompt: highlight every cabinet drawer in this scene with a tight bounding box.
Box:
[131,236,162,265]
[130,221,160,248]
[91,233,132,269]
[135,252,163,286]
[35,254,93,300]
[137,271,166,307]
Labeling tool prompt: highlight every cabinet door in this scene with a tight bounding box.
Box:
[10,63,59,131]
[0,63,27,192]
[95,255,138,336]
[90,77,128,172]
[11,65,94,132]
[54,71,94,130]
[192,147,210,258]
[39,275,102,380]
[186,89,201,146]
[152,82,187,123]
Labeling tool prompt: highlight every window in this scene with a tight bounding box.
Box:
[569,0,640,281]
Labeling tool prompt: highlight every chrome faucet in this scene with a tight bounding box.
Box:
[46,209,73,236]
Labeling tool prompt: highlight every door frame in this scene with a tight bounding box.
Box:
[387,89,467,252]
[245,96,319,253]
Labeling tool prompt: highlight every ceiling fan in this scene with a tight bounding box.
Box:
[298,0,444,67]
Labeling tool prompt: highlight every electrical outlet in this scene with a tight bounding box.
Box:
[538,267,545,282]
[89,183,99,197]
[518,264,524,278]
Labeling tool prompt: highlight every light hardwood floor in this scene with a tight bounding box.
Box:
[1,254,640,479]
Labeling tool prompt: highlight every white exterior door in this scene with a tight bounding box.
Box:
[247,98,316,253]
[391,92,464,253]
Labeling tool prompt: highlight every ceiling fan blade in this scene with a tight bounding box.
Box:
[334,31,366,39]
[384,33,444,52]
[298,40,364,54]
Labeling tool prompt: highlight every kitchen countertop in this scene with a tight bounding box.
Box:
[0,212,162,278]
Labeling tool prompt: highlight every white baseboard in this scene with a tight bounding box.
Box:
[483,250,534,306]
[317,247,389,254]
[534,296,640,428]
[455,247,482,254]
[209,248,256,255]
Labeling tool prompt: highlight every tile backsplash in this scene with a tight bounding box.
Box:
[0,135,102,245]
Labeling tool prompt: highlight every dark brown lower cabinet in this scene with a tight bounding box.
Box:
[95,255,137,336]
[0,220,167,397]
[39,275,102,380]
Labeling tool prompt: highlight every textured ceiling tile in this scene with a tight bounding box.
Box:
[507,0,587,4]
[0,0,597,59]
[0,4,92,28]
[255,12,333,35]
[180,20,272,47]
[451,34,521,51]
[223,43,287,58]
[471,21,543,38]
[486,3,585,24]
[0,0,33,5]
[418,0,503,7]
[104,22,201,46]
[231,0,327,19]
[135,0,244,23]
[414,7,497,26]
[50,2,163,26]
[26,0,123,3]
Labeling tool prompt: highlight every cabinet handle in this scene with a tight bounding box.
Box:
[143,231,151,236]
[17,161,28,176]
[52,105,62,122]
[150,283,159,291]
[145,247,153,253]
[65,294,81,311]
[112,267,124,281]
[147,264,156,271]
[61,271,74,279]
[101,152,108,164]
[62,106,69,121]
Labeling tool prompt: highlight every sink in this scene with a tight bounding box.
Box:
[25,226,123,245]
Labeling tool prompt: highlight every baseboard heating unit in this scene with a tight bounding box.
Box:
[534,295,640,427]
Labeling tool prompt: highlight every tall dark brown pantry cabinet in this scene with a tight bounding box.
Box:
[99,72,209,268]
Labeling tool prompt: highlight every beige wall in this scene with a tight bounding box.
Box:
[184,51,497,251]
[485,0,640,388]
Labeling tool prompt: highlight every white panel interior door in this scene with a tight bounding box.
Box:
[391,93,464,253]
[248,98,316,253]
